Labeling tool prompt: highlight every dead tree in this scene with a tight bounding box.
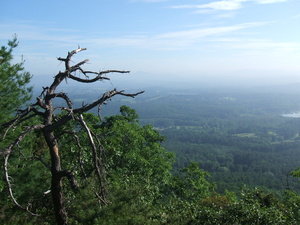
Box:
[1,48,144,225]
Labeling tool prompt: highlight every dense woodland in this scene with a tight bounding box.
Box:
[75,84,300,193]
[1,39,300,224]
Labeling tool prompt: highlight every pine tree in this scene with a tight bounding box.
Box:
[0,36,32,124]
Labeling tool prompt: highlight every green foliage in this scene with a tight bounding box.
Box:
[163,187,300,225]
[290,167,300,178]
[0,116,55,223]
[0,36,33,173]
[169,162,214,201]
[159,162,214,224]
[100,106,174,197]
[56,107,175,224]
[0,38,43,224]
[162,124,300,193]
[0,36,32,123]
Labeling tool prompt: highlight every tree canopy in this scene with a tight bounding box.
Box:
[0,36,32,124]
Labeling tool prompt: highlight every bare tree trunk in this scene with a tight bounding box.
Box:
[51,174,67,225]
[44,131,68,225]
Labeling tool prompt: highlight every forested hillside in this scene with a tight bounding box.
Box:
[85,84,300,193]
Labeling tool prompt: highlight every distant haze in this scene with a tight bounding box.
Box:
[1,0,299,90]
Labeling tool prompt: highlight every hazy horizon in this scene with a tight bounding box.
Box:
[30,68,300,92]
[1,0,300,90]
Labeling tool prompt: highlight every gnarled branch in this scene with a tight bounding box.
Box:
[2,124,44,216]
[3,154,39,216]
[47,89,144,132]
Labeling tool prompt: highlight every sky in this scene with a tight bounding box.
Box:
[1,0,300,87]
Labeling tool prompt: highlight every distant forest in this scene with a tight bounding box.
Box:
[36,83,300,194]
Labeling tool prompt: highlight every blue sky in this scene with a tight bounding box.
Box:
[1,0,300,86]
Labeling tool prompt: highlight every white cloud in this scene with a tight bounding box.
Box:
[84,22,267,51]
[172,0,289,11]
[171,4,198,9]
[255,0,288,3]
[155,22,261,39]
[0,21,269,52]
[196,1,244,11]
[171,0,245,11]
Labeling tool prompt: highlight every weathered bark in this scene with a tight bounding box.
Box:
[44,131,68,225]
[51,173,67,225]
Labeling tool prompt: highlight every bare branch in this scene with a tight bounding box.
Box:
[2,124,44,216]
[58,170,78,190]
[69,47,87,56]
[47,89,144,132]
[57,48,87,73]
[68,74,110,83]
[57,48,87,63]
[77,114,108,204]
[49,72,68,92]
[73,89,144,114]
[1,106,43,138]
[68,69,130,83]
[36,97,47,109]
[3,155,39,216]
[70,59,89,72]
[2,124,44,156]
[98,70,130,76]
[50,92,72,109]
